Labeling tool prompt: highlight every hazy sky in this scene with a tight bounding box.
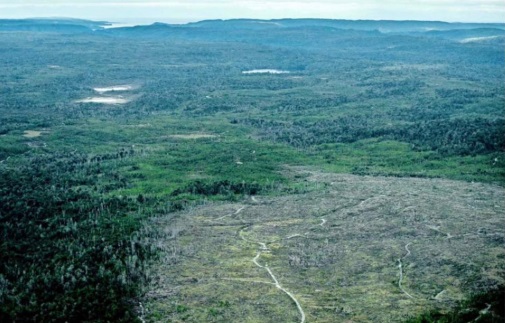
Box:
[1,0,504,23]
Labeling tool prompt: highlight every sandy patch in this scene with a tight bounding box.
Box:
[169,134,217,139]
[23,130,49,138]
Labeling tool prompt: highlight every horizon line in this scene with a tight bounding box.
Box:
[1,16,505,25]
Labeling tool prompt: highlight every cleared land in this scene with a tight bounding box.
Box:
[22,130,45,138]
[168,134,218,140]
[143,169,505,322]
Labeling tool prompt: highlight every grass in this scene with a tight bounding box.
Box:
[315,139,504,184]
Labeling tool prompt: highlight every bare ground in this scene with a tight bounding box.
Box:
[142,170,505,322]
[168,134,218,139]
[23,130,48,138]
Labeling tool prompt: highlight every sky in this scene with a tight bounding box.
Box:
[0,0,504,24]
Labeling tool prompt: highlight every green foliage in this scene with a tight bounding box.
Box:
[0,152,150,322]
[171,180,263,197]
[237,116,504,157]
[406,286,505,323]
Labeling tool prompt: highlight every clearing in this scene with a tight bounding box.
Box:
[23,130,48,138]
[168,134,218,139]
[143,169,505,322]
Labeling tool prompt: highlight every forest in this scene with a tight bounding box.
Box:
[0,18,504,322]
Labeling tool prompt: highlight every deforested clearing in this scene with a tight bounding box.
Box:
[168,134,217,139]
[22,130,43,138]
[143,170,505,323]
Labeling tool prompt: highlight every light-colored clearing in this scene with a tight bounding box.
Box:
[93,85,135,93]
[124,123,151,128]
[76,97,129,104]
[243,230,305,323]
[145,169,505,322]
[23,130,46,138]
[381,64,444,71]
[169,134,217,139]
[460,36,501,43]
[242,69,290,74]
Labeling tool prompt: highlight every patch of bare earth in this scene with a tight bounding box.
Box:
[168,134,217,139]
[143,169,504,322]
[23,130,47,138]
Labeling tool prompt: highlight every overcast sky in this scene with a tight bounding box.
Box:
[1,0,504,24]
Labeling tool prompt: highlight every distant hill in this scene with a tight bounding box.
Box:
[186,18,505,32]
[1,18,503,50]
[419,28,505,44]
[1,18,503,35]
[100,19,505,48]
[0,18,107,33]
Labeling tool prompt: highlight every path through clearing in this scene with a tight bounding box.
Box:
[398,242,415,299]
[242,228,306,323]
[214,205,246,221]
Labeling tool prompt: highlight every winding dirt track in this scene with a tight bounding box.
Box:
[239,219,306,323]
[214,206,246,221]
[398,242,415,299]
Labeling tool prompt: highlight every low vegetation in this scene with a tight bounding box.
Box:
[143,170,505,322]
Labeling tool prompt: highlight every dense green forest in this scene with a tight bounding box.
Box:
[0,18,504,322]
[0,152,149,321]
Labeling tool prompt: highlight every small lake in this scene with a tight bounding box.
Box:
[76,97,129,104]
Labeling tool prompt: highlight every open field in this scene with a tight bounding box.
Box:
[143,168,505,322]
